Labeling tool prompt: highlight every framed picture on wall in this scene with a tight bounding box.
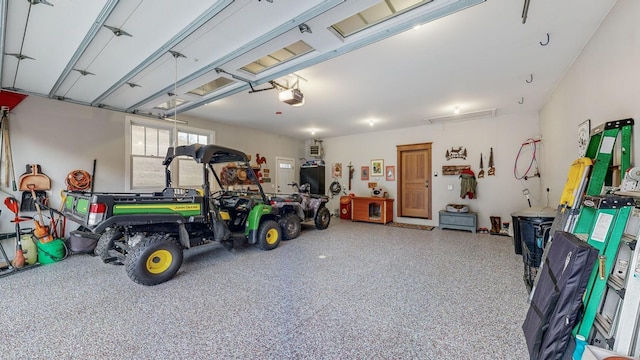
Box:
[371,159,384,177]
[385,166,395,181]
[577,119,590,157]
[361,166,369,180]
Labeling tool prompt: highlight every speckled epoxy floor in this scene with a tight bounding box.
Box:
[0,219,530,359]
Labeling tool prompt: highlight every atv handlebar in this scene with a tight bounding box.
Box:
[288,182,311,193]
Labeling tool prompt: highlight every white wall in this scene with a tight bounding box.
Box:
[540,0,640,201]
[321,111,542,229]
[0,95,304,255]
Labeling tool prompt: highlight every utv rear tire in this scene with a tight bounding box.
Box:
[94,228,124,263]
[125,234,183,286]
[279,213,301,240]
[314,206,331,230]
[257,220,281,251]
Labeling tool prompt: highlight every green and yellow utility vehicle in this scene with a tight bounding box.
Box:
[62,144,281,285]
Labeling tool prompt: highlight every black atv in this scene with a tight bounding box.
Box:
[270,182,331,240]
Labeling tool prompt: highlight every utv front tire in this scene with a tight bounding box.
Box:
[314,206,331,230]
[94,228,124,263]
[125,234,183,286]
[257,220,281,250]
[279,213,301,240]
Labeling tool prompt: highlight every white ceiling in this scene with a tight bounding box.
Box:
[1,0,616,140]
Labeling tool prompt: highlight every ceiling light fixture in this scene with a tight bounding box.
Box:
[453,106,460,114]
[425,108,496,124]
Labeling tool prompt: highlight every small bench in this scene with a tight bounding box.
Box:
[438,210,477,233]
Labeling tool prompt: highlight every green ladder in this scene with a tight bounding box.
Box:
[570,119,635,338]
[572,195,635,338]
[529,119,634,302]
[584,119,633,197]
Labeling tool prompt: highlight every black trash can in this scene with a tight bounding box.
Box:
[519,217,554,266]
[511,207,555,256]
[511,206,555,292]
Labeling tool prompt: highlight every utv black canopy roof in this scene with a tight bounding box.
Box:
[163,144,250,166]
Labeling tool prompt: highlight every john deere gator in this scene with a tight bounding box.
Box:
[62,144,282,285]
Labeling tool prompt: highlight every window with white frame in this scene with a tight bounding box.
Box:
[127,116,214,190]
[130,124,170,189]
[175,130,210,187]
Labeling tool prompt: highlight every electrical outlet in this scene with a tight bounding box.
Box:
[447,185,453,191]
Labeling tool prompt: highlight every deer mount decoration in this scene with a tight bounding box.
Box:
[446,146,467,160]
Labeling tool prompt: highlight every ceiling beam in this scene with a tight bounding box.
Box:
[90,0,234,107]
[0,0,7,87]
[128,0,346,114]
[48,0,120,97]
[177,0,485,115]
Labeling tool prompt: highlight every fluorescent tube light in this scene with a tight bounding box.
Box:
[425,108,496,124]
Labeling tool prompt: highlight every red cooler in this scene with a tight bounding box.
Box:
[339,196,352,219]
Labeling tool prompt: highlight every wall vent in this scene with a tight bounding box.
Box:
[308,139,324,158]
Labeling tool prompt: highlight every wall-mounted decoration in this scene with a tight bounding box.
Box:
[442,165,471,175]
[255,153,267,167]
[578,119,590,157]
[478,153,485,178]
[368,182,378,189]
[347,162,355,190]
[371,159,384,177]
[385,166,395,181]
[446,146,467,160]
[488,147,495,176]
[333,163,342,178]
[221,164,257,185]
[361,166,369,180]
[254,167,265,183]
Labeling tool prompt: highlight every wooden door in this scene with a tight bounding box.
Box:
[397,143,432,219]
